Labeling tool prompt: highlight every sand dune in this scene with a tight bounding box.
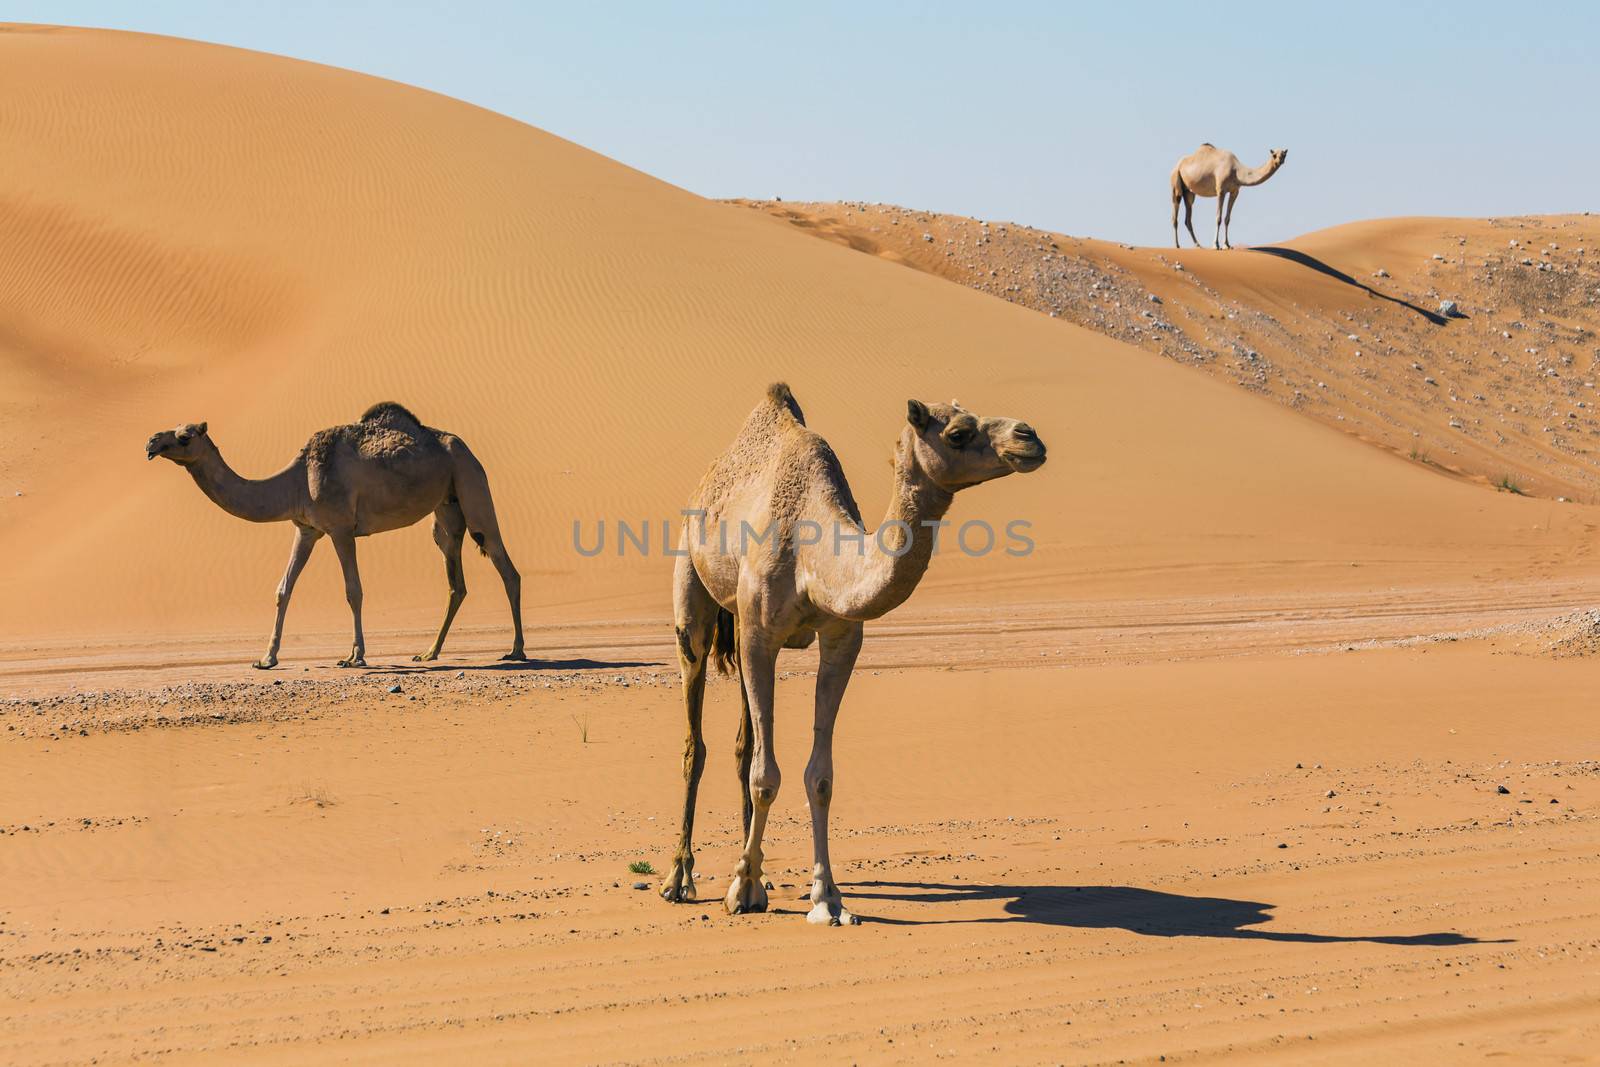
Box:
[2,26,1597,655]
[5,25,1600,1066]
[738,201,1600,501]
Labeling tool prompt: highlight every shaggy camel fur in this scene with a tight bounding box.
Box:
[1170,144,1287,249]
[147,403,524,668]
[660,384,1047,924]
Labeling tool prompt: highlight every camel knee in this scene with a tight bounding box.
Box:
[805,770,832,806]
[749,766,780,807]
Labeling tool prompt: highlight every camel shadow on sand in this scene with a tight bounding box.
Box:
[365,657,662,676]
[846,881,1504,946]
[1248,246,1451,326]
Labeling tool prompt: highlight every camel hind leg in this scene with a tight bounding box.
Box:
[1182,191,1201,248]
[447,441,525,660]
[414,501,467,662]
[1170,172,1185,249]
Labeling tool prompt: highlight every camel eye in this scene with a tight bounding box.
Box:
[944,427,973,448]
[176,433,191,445]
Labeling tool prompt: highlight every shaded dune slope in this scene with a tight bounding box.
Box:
[737,200,1600,501]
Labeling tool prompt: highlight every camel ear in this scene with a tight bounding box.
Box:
[196,422,208,436]
[907,399,930,431]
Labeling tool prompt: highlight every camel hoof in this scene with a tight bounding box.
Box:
[336,657,367,669]
[807,900,859,926]
[251,659,276,670]
[724,876,769,915]
[412,652,438,663]
[499,650,527,662]
[659,867,697,903]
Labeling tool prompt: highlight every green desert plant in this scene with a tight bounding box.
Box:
[628,860,656,875]
[1494,473,1526,495]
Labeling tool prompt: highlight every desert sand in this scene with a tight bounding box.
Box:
[3,25,1599,1065]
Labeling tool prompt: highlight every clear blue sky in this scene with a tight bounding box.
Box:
[14,1,1599,244]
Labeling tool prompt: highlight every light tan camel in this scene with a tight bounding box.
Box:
[660,384,1046,925]
[1170,144,1287,250]
[146,402,524,668]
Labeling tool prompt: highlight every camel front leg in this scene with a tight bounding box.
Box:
[256,524,321,669]
[805,621,863,926]
[330,532,367,667]
[726,625,779,915]
[1223,189,1238,249]
[1171,192,1181,249]
[662,554,715,903]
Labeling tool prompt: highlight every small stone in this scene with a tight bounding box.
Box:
[1496,785,1511,795]
[1277,843,1289,849]
[1439,299,1463,318]
[387,684,403,694]
[921,232,933,242]
[1325,789,1336,798]
[632,881,649,890]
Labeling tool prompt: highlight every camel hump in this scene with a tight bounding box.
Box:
[1199,141,1214,148]
[765,382,805,425]
[358,401,423,427]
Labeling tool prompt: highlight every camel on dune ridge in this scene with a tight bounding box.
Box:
[1170,143,1287,250]
[146,403,524,668]
[661,383,1047,925]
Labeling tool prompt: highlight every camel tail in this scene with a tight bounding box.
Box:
[1171,168,1190,200]
[709,607,738,675]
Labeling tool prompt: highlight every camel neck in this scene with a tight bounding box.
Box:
[1238,159,1281,187]
[186,445,305,524]
[815,445,954,621]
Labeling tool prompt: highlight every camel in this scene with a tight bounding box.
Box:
[1170,144,1287,250]
[659,383,1046,925]
[146,402,524,669]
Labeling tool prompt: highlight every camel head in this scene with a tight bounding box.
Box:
[1268,147,1288,169]
[145,422,211,465]
[903,399,1046,492]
